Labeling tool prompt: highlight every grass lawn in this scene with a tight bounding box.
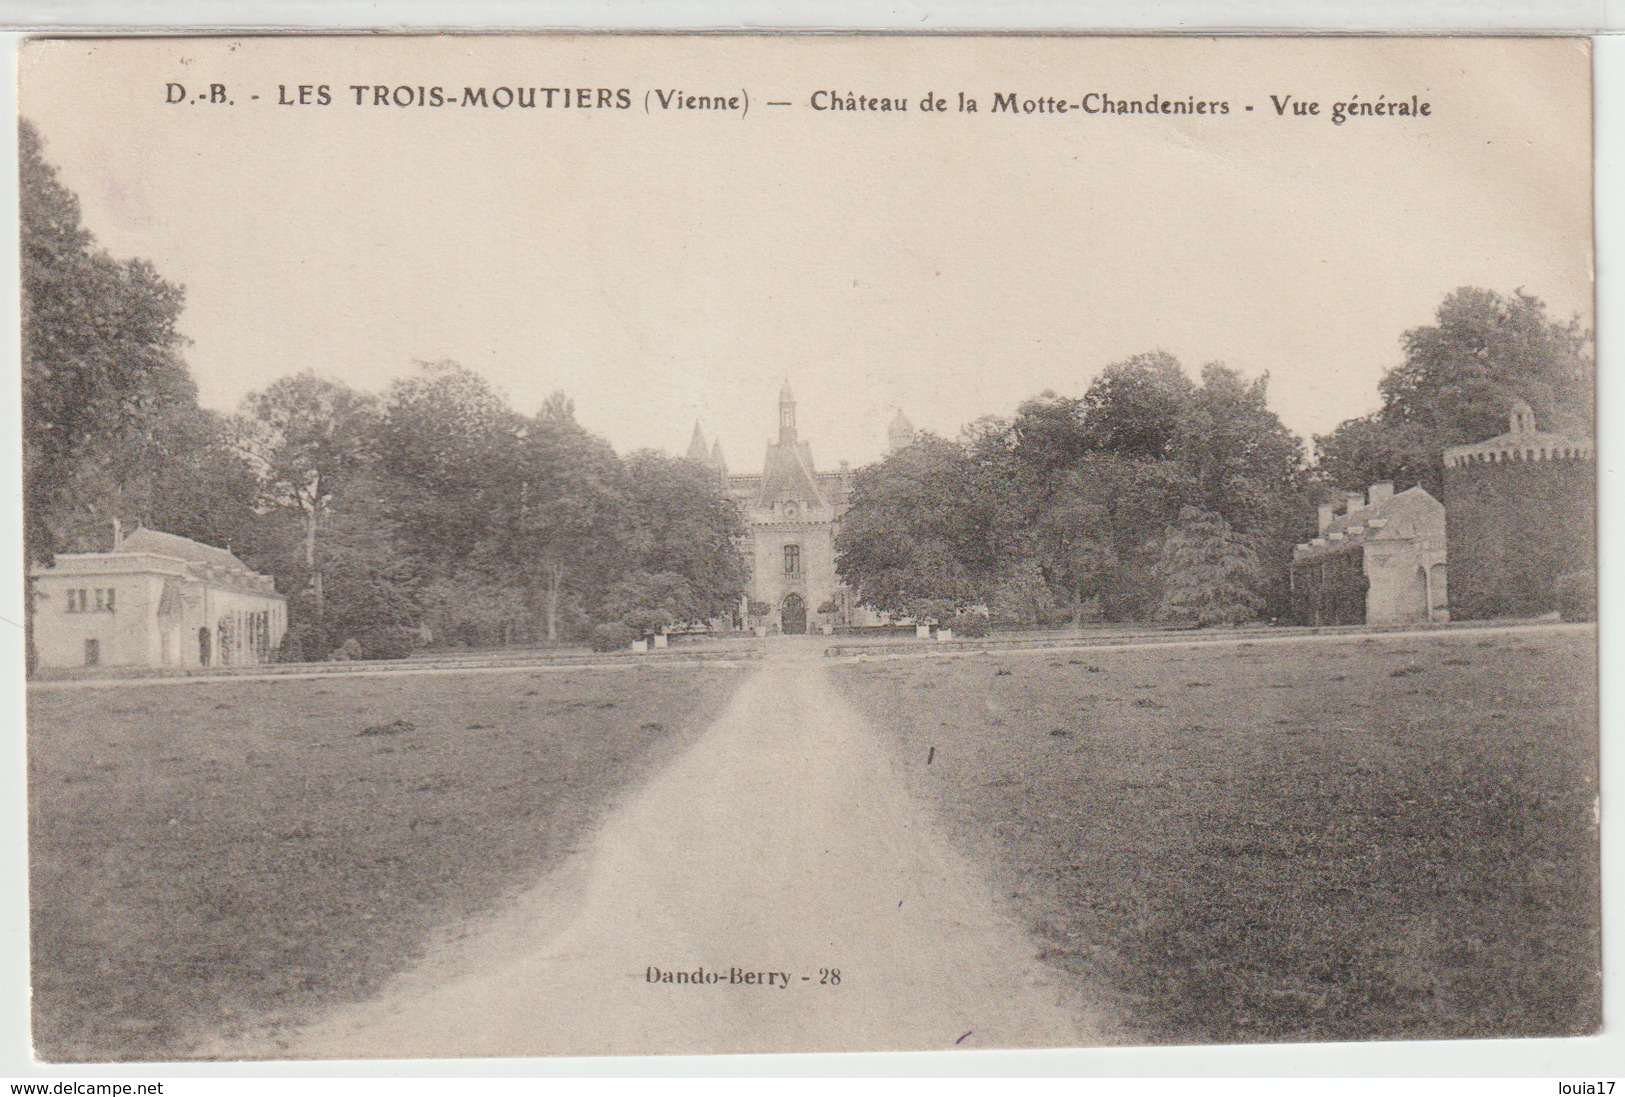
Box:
[828,627,1600,1045]
[28,664,748,1062]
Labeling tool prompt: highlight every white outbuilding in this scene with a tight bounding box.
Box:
[30,527,287,670]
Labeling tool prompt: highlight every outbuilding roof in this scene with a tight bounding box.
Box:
[120,528,255,574]
[1293,485,1444,561]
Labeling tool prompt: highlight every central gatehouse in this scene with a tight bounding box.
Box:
[685,383,912,634]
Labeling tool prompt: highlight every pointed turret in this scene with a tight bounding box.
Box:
[686,421,710,463]
[778,380,797,445]
[887,408,916,454]
[711,438,728,488]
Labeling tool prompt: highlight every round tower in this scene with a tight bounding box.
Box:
[1441,401,1594,619]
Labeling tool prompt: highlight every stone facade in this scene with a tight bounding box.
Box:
[1290,483,1448,627]
[688,385,908,633]
[30,527,287,669]
[1442,402,1595,620]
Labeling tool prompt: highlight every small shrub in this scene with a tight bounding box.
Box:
[360,627,415,661]
[590,622,635,652]
[954,614,991,639]
[275,627,317,663]
[1556,570,1597,622]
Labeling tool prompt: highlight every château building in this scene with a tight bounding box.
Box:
[687,383,910,633]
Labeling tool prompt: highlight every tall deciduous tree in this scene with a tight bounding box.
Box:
[620,450,746,621]
[1080,350,1195,459]
[1033,472,1117,626]
[236,372,380,629]
[21,120,266,670]
[1174,363,1309,533]
[1173,363,1315,617]
[375,360,522,575]
[1033,455,1194,623]
[835,434,1001,616]
[506,408,630,641]
[21,118,202,563]
[1316,287,1594,496]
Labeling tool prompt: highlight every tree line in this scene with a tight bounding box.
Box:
[22,116,1595,652]
[22,120,743,661]
[835,354,1312,627]
[834,291,1593,629]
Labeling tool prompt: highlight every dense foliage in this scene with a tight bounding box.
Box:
[1152,507,1266,626]
[837,355,1314,625]
[1316,288,1594,497]
[233,363,744,655]
[838,288,1592,629]
[21,122,744,662]
[26,114,1592,648]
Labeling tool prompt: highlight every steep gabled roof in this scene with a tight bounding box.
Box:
[757,439,825,507]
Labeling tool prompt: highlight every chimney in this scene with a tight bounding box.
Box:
[1317,503,1336,534]
[1367,481,1394,507]
[1344,491,1365,515]
[112,517,123,552]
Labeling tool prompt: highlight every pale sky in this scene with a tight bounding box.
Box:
[19,35,1594,469]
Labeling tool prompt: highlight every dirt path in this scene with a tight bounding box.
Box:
[252,637,1099,1060]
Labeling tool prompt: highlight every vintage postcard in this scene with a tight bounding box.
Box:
[17,34,1597,1063]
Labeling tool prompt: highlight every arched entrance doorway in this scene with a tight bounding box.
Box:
[781,593,807,635]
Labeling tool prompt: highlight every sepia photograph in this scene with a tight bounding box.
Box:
[14,33,1600,1065]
